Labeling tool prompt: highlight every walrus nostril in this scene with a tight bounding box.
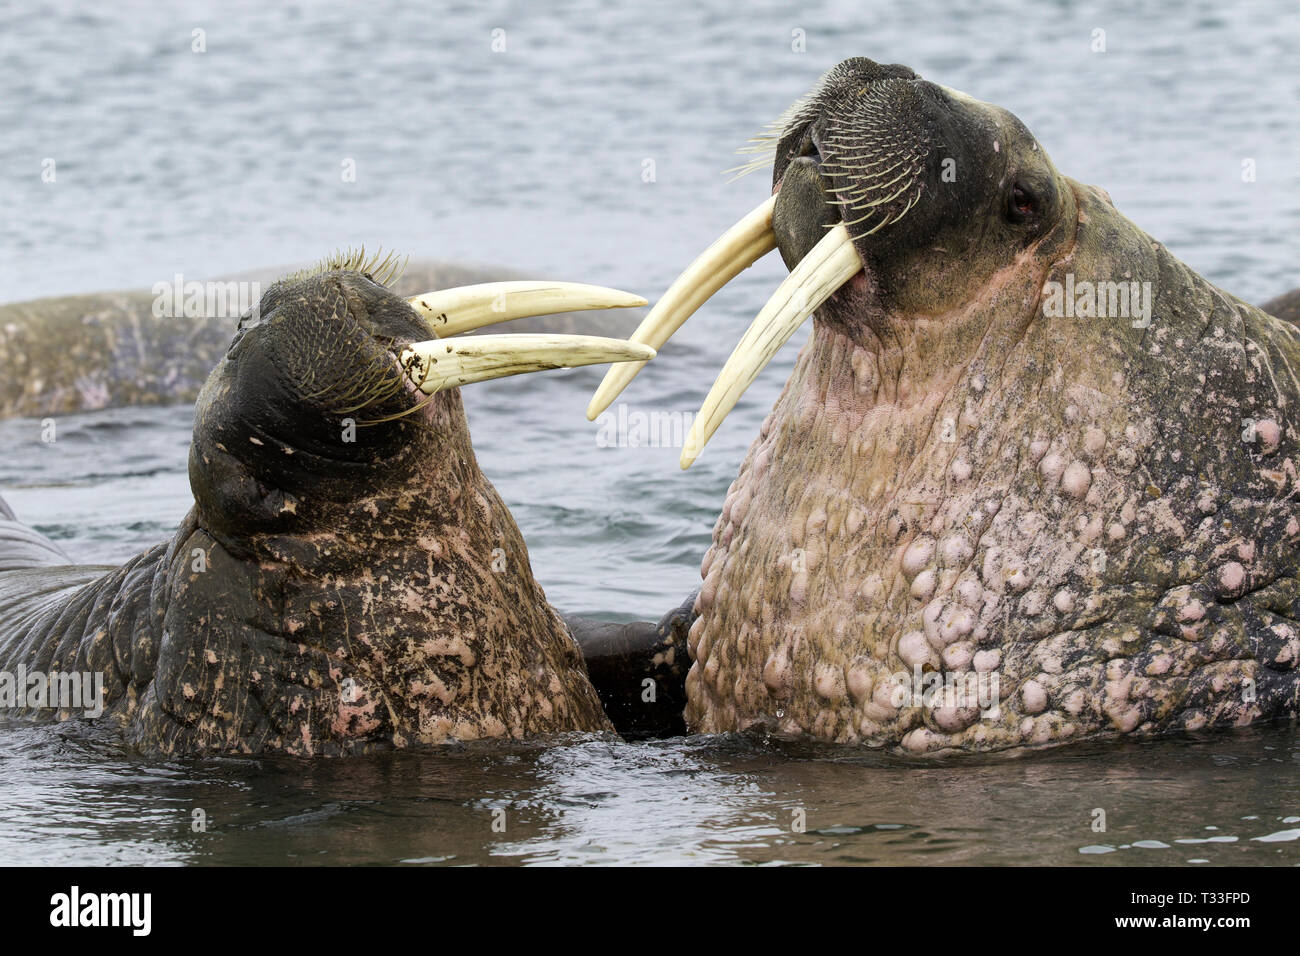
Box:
[796,128,822,164]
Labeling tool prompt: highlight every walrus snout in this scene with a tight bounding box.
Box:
[772,156,840,271]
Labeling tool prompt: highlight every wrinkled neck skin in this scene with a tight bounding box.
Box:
[688,181,1300,753]
[192,388,484,575]
[12,389,611,755]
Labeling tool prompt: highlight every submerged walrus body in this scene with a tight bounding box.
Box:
[0,260,659,754]
[1263,288,1300,329]
[592,58,1300,753]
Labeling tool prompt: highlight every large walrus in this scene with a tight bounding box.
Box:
[585,57,1300,753]
[0,255,656,754]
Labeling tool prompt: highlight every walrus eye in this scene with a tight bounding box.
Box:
[1007,182,1038,223]
[226,309,265,356]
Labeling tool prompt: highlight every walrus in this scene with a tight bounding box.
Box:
[585,57,1300,753]
[0,254,643,421]
[0,253,656,754]
[1263,288,1300,329]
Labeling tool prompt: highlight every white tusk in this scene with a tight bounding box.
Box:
[585,196,778,421]
[400,334,656,394]
[680,222,862,469]
[408,282,647,337]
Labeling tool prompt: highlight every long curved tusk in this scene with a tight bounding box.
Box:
[585,196,777,421]
[400,334,656,394]
[680,222,862,469]
[408,282,646,338]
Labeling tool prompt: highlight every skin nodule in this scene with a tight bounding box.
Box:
[677,58,1300,753]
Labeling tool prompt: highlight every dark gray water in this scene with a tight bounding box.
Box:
[2,721,1300,865]
[2,0,1299,865]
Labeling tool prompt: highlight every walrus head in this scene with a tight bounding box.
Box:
[767,58,1068,341]
[140,254,653,753]
[590,59,1300,753]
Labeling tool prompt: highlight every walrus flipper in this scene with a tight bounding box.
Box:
[0,494,157,723]
[565,591,698,739]
[0,494,74,572]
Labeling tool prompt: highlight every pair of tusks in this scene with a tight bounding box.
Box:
[585,196,864,467]
[398,282,654,394]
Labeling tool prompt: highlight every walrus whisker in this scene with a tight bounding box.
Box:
[338,385,413,421]
[723,159,776,183]
[307,362,402,412]
[840,183,913,223]
[886,191,921,225]
[277,245,410,288]
[328,366,405,413]
[822,150,908,170]
[854,216,891,239]
[824,160,910,183]
[354,392,443,426]
[721,86,825,181]
[343,351,445,425]
[826,161,907,185]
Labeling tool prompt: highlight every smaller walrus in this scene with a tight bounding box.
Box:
[588,58,1300,754]
[0,253,652,755]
